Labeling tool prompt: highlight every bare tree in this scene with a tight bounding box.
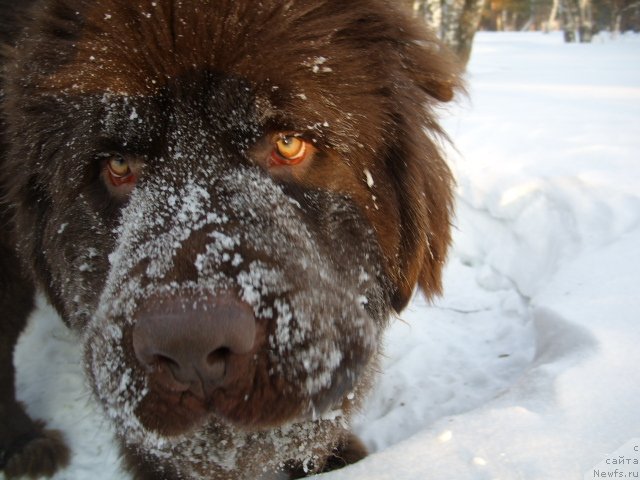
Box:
[611,0,640,34]
[559,0,579,41]
[555,0,593,42]
[546,0,560,31]
[457,0,487,62]
[407,0,486,67]
[578,0,594,41]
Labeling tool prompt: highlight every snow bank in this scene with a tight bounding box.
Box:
[10,31,640,480]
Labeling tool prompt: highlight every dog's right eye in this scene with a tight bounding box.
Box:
[107,156,134,184]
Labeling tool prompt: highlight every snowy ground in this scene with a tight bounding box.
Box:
[10,32,640,479]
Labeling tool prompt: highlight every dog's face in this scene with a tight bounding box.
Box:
[3,0,457,474]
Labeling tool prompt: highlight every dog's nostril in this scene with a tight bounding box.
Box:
[132,292,256,393]
[207,347,230,365]
[154,354,180,372]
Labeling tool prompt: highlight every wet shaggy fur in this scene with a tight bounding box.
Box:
[0,0,461,479]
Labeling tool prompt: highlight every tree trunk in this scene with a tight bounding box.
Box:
[415,0,445,37]
[457,0,486,65]
[546,0,560,32]
[613,13,621,35]
[410,0,486,67]
[441,0,466,54]
[560,0,579,42]
[578,0,593,42]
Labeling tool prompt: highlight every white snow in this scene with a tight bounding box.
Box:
[9,31,640,479]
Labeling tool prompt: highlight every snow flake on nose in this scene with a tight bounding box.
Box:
[237,261,288,318]
[173,184,210,223]
[194,231,240,273]
[127,179,216,280]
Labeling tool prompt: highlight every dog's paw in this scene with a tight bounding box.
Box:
[1,422,70,479]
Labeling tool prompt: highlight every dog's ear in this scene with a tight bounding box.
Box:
[386,116,456,313]
[377,6,462,312]
[401,35,463,104]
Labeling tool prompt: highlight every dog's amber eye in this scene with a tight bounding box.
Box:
[106,155,135,186]
[271,135,307,166]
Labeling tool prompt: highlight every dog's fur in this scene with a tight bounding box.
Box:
[0,1,460,478]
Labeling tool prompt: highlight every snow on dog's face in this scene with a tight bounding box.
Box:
[85,99,387,433]
[3,0,458,475]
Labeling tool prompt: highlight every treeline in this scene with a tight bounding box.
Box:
[481,0,640,40]
[407,0,640,57]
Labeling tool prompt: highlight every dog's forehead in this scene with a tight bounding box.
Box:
[47,1,339,98]
[41,0,388,153]
[49,1,272,94]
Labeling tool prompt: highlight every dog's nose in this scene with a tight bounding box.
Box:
[132,292,256,399]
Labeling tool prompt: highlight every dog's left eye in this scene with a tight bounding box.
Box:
[271,135,308,166]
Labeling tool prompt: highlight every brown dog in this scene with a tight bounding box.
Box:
[0,1,460,478]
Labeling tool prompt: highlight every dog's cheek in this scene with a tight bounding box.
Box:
[84,317,151,440]
[37,198,115,329]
